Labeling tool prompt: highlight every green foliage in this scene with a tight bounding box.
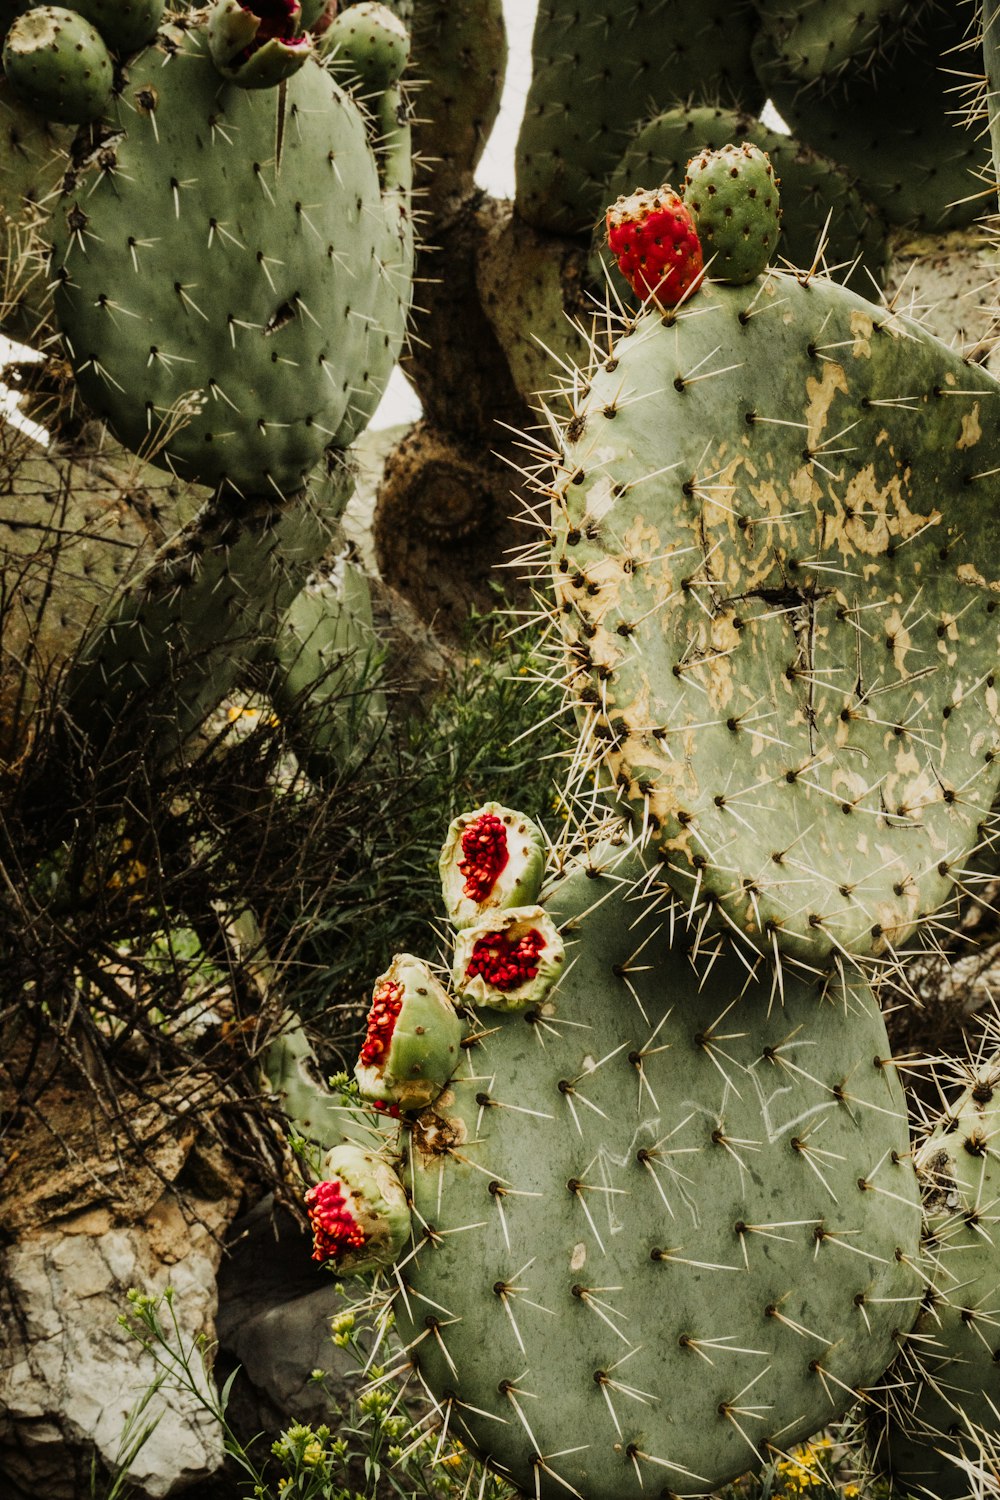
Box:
[284,610,566,1034]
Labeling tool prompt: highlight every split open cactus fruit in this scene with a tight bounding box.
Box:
[306,1143,410,1274]
[548,269,1000,967]
[451,905,565,1010]
[354,954,465,1113]
[439,803,546,929]
[389,843,922,1497]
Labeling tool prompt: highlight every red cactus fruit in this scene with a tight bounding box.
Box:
[465,926,546,993]
[606,186,704,306]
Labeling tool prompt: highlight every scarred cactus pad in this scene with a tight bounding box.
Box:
[548,270,1000,965]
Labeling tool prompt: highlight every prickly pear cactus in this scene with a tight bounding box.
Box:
[756,2,985,234]
[752,0,914,83]
[387,838,921,1498]
[514,0,763,235]
[263,556,385,781]
[596,105,888,293]
[545,268,1000,967]
[3,5,114,124]
[870,1035,1000,1499]
[48,14,412,498]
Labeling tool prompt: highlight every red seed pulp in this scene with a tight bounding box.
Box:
[305,1178,365,1262]
[360,979,404,1066]
[465,927,544,992]
[459,812,510,902]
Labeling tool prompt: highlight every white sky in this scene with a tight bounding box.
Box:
[372,0,538,429]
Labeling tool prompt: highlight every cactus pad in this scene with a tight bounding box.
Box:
[392,847,922,1497]
[871,1040,1000,1498]
[514,0,763,235]
[49,23,412,497]
[547,271,1000,966]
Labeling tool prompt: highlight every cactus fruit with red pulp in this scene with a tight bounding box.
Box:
[207,0,312,87]
[305,1144,410,1274]
[452,906,565,1009]
[354,954,464,1111]
[605,186,703,306]
[439,802,546,928]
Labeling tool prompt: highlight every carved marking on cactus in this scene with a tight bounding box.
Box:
[957,403,983,450]
[570,1242,586,1272]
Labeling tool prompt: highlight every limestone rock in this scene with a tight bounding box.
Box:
[0,1055,244,1500]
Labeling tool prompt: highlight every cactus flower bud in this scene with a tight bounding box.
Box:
[305,1144,410,1275]
[354,955,464,1112]
[439,803,546,930]
[3,6,114,124]
[452,907,566,1011]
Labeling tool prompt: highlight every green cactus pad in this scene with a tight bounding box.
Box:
[514,0,763,235]
[355,953,465,1112]
[594,106,887,297]
[752,0,912,84]
[392,848,922,1497]
[320,1,410,91]
[869,1044,1000,1498]
[548,271,1000,967]
[452,906,566,1010]
[48,24,412,497]
[440,803,547,929]
[757,4,986,233]
[3,6,113,124]
[61,459,352,753]
[683,142,781,285]
[0,77,73,339]
[264,557,385,780]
